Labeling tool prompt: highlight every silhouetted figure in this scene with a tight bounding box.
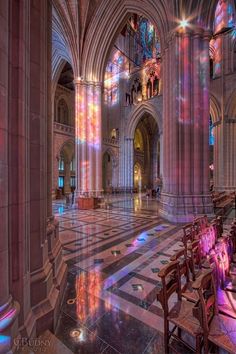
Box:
[71,191,75,205]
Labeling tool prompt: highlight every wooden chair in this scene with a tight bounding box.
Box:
[193,215,208,234]
[170,248,198,303]
[216,216,223,238]
[192,269,236,354]
[157,261,203,353]
[187,239,202,281]
[230,225,236,256]
[182,224,195,250]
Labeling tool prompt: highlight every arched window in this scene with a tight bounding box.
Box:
[70,156,75,171]
[214,0,235,34]
[210,1,236,78]
[209,115,215,146]
[111,129,117,139]
[210,58,214,78]
[58,155,64,171]
[57,99,69,125]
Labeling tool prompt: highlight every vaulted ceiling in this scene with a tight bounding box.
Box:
[52,0,219,82]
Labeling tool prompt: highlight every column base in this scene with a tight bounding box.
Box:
[159,193,214,223]
[21,284,60,339]
[77,197,100,209]
[215,186,236,193]
[28,258,60,337]
[47,217,67,300]
[17,220,67,342]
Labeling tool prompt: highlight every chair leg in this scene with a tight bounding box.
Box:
[177,327,181,339]
[203,335,208,354]
[164,320,169,354]
[196,335,202,354]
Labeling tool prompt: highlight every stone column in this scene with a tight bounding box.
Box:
[212,31,236,192]
[64,161,71,195]
[124,138,134,192]
[214,119,236,191]
[0,1,19,351]
[160,28,213,222]
[53,155,60,195]
[74,79,102,197]
[45,0,67,321]
[159,132,163,178]
[28,0,63,336]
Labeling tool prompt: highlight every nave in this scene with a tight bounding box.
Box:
[54,196,184,354]
[32,196,235,354]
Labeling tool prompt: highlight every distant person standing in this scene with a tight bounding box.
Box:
[156,176,162,199]
[71,190,75,206]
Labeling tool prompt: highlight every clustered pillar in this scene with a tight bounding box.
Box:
[160,28,214,222]
[0,1,66,351]
[124,138,134,192]
[0,1,19,351]
[214,120,236,192]
[74,79,102,196]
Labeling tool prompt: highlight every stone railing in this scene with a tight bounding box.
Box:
[103,137,119,146]
[124,94,163,116]
[54,122,75,136]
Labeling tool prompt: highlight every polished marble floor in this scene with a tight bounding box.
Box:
[53,195,185,354]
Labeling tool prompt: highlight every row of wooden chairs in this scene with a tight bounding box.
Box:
[157,218,236,353]
[182,216,223,250]
[157,260,236,353]
[213,192,235,217]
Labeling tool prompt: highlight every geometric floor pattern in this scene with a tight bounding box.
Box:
[54,196,184,354]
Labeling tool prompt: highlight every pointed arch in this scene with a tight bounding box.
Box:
[225,90,236,117]
[210,94,221,123]
[126,101,162,139]
[52,1,79,77]
[103,147,118,169]
[81,0,171,82]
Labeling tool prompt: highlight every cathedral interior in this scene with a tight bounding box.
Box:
[1,0,236,353]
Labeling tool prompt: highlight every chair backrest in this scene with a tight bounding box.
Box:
[170,247,190,283]
[188,239,201,280]
[230,228,236,254]
[194,215,208,234]
[182,223,195,248]
[216,216,223,238]
[192,270,217,333]
[157,260,181,314]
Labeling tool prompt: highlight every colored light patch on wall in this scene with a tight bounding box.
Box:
[75,86,101,150]
[104,50,128,105]
[210,38,222,77]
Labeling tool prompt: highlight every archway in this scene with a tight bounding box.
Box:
[56,140,75,198]
[134,162,143,191]
[100,13,163,194]
[52,61,76,199]
[102,151,113,192]
[133,113,159,192]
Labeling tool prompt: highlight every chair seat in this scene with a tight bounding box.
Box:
[168,300,202,335]
[209,314,236,354]
[182,282,199,303]
[225,279,236,293]
[217,289,236,319]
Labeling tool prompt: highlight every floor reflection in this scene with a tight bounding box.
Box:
[54,195,183,353]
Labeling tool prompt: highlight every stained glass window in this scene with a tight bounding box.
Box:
[58,176,64,188]
[209,116,215,146]
[104,15,161,105]
[214,0,235,33]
